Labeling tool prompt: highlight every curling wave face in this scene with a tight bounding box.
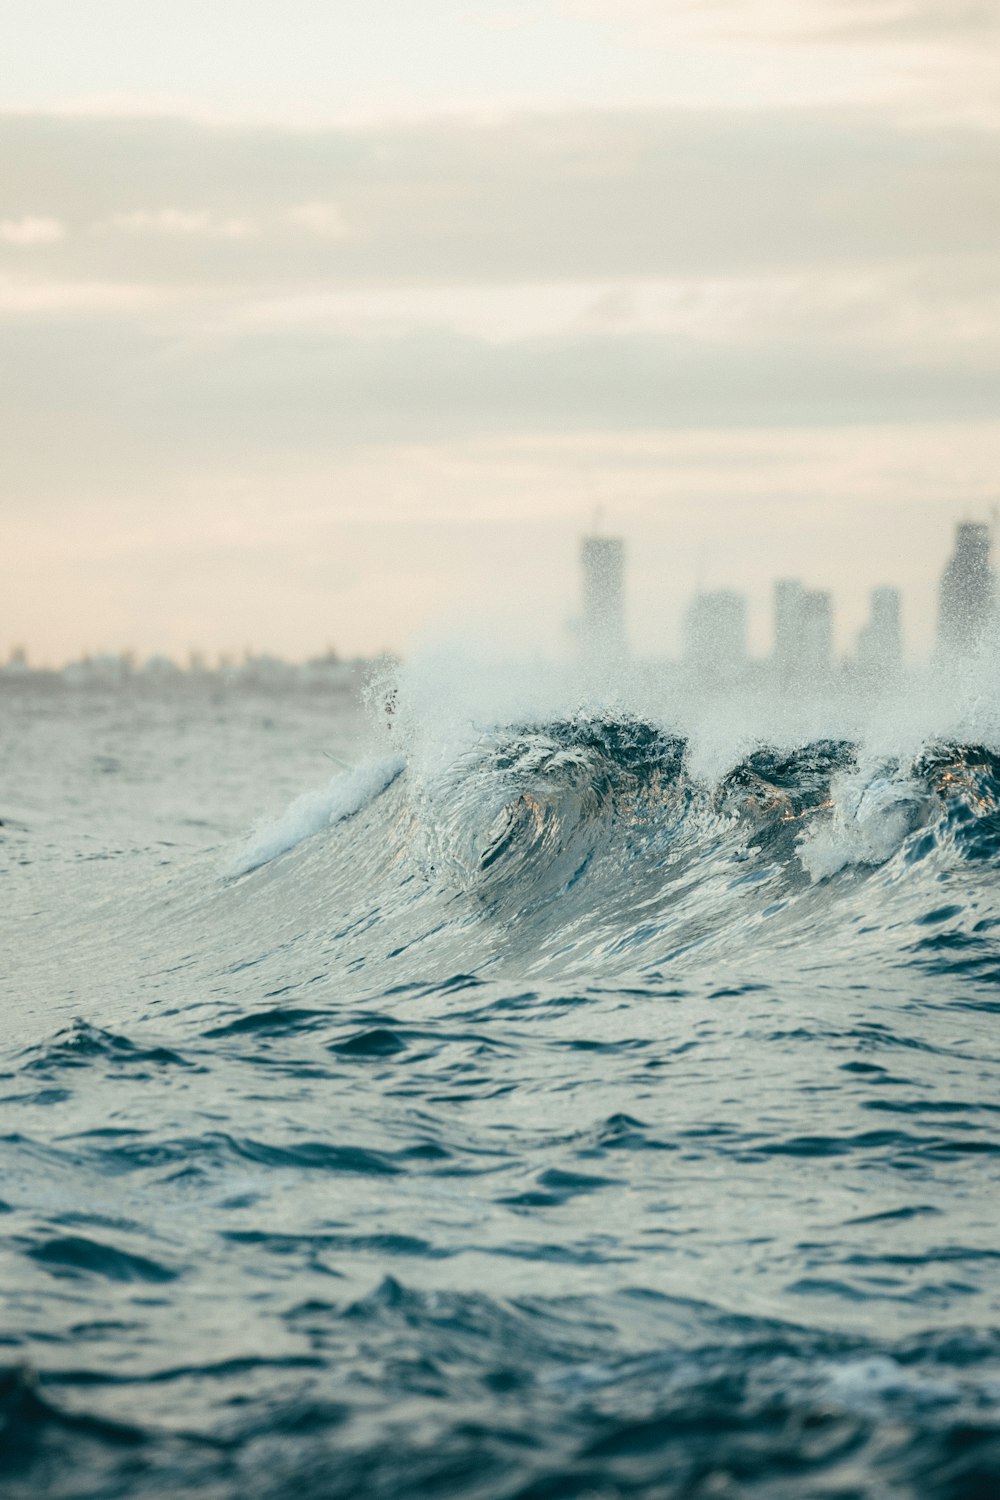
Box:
[4,670,1000,1499]
[223,711,1000,995]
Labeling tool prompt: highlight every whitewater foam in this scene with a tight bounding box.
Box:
[227,754,404,876]
[797,764,934,881]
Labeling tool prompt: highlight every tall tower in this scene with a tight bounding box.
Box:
[773,579,804,681]
[580,534,626,665]
[937,521,996,657]
[800,590,833,681]
[856,586,902,679]
[683,590,747,678]
[772,580,833,684]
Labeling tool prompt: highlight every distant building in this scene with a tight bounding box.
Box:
[683,590,747,678]
[856,586,902,680]
[771,579,833,684]
[937,521,996,657]
[580,534,626,664]
[63,652,134,685]
[800,590,834,680]
[773,579,805,681]
[141,655,181,680]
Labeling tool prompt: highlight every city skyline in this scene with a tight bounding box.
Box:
[3,5,1000,667]
[9,513,995,676]
[574,512,998,680]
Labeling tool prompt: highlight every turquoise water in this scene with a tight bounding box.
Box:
[3,671,1000,1498]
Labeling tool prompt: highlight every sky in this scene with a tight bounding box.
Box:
[2,0,998,663]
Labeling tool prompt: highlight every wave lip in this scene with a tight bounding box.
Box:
[227,755,404,875]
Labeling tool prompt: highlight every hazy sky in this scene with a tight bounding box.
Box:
[2,1,998,662]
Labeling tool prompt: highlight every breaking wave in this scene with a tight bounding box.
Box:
[5,655,1000,1499]
[228,691,1000,994]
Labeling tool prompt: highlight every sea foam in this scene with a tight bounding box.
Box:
[226,755,404,876]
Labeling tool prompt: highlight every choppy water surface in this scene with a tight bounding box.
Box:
[4,666,1000,1499]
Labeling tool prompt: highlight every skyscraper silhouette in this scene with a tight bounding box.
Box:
[683,590,747,678]
[800,590,833,681]
[937,522,996,657]
[856,586,902,680]
[580,534,626,665]
[773,580,833,684]
[773,579,805,681]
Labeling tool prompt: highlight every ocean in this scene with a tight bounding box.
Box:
[3,658,1000,1499]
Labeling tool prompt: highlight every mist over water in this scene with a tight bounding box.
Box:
[4,649,1000,1499]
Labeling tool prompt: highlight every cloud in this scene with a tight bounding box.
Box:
[0,108,996,480]
[0,214,65,245]
[0,274,176,315]
[102,207,258,238]
[0,110,997,288]
[1,308,996,500]
[787,0,1000,42]
[565,0,1000,44]
[0,106,997,656]
[286,201,351,238]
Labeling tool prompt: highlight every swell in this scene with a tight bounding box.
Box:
[7,686,1000,1500]
[215,718,1000,995]
[41,717,1000,1045]
[3,1283,1000,1500]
